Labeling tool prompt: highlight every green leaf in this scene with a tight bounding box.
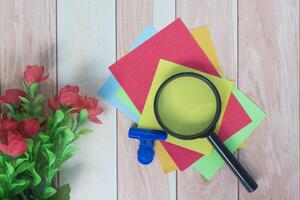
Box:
[48,184,71,200]
[35,94,45,105]
[0,174,7,184]
[23,113,32,119]
[42,186,57,199]
[77,109,88,124]
[42,143,54,150]
[0,155,4,165]
[63,129,75,146]
[38,134,50,143]
[54,110,64,125]
[59,145,79,164]
[15,161,34,175]
[33,106,42,115]
[15,158,28,167]
[57,134,63,151]
[23,152,30,159]
[5,162,14,181]
[29,167,41,186]
[22,104,31,112]
[5,103,14,112]
[48,115,54,129]
[0,187,4,199]
[46,168,58,184]
[54,126,69,135]
[27,139,34,153]
[19,96,30,105]
[38,116,45,123]
[62,112,73,128]
[44,149,56,167]
[77,128,94,135]
[9,179,30,196]
[33,141,41,157]
[29,83,38,98]
[14,114,23,121]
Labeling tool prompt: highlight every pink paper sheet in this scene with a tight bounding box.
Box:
[161,141,203,171]
[110,19,219,112]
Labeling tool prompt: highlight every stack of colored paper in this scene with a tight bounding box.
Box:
[99,19,266,180]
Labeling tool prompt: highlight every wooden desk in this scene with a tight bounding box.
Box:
[0,0,299,199]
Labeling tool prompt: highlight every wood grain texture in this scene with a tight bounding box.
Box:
[153,1,177,200]
[57,0,117,199]
[238,0,299,199]
[117,0,174,200]
[176,0,238,199]
[0,0,299,199]
[0,0,56,96]
[0,0,57,187]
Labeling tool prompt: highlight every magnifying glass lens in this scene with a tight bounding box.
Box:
[156,76,218,136]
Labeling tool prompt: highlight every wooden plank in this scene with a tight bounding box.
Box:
[154,0,176,30]
[176,0,238,199]
[153,1,177,200]
[57,1,117,199]
[116,0,175,199]
[238,0,299,198]
[0,0,56,96]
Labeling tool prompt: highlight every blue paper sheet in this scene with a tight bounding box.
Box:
[98,26,157,122]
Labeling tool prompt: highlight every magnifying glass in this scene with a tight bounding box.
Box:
[153,72,258,192]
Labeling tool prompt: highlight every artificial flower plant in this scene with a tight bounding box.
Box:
[0,65,103,200]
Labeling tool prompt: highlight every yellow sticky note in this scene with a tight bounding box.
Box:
[191,26,224,74]
[156,142,178,173]
[155,26,227,171]
[138,59,233,154]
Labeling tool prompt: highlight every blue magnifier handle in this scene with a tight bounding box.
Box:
[128,128,167,165]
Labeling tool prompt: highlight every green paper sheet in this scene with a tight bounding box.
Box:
[116,89,141,117]
[192,86,266,180]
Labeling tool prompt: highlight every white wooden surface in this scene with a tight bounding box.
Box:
[176,1,238,199]
[0,0,299,199]
[57,1,117,199]
[238,0,299,199]
[153,1,177,200]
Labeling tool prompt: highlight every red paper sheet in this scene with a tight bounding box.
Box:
[161,93,252,171]
[218,94,252,141]
[110,19,219,112]
[161,141,203,171]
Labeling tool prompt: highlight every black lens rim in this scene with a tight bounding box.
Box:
[153,72,222,140]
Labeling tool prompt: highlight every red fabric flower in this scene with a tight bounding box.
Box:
[0,131,28,158]
[0,115,28,157]
[24,65,48,84]
[19,119,40,138]
[48,95,60,110]
[59,85,79,105]
[73,95,103,124]
[48,85,79,109]
[0,114,19,133]
[47,85,103,124]
[0,89,27,105]
[0,114,41,157]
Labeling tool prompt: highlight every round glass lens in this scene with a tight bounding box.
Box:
[156,76,218,136]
